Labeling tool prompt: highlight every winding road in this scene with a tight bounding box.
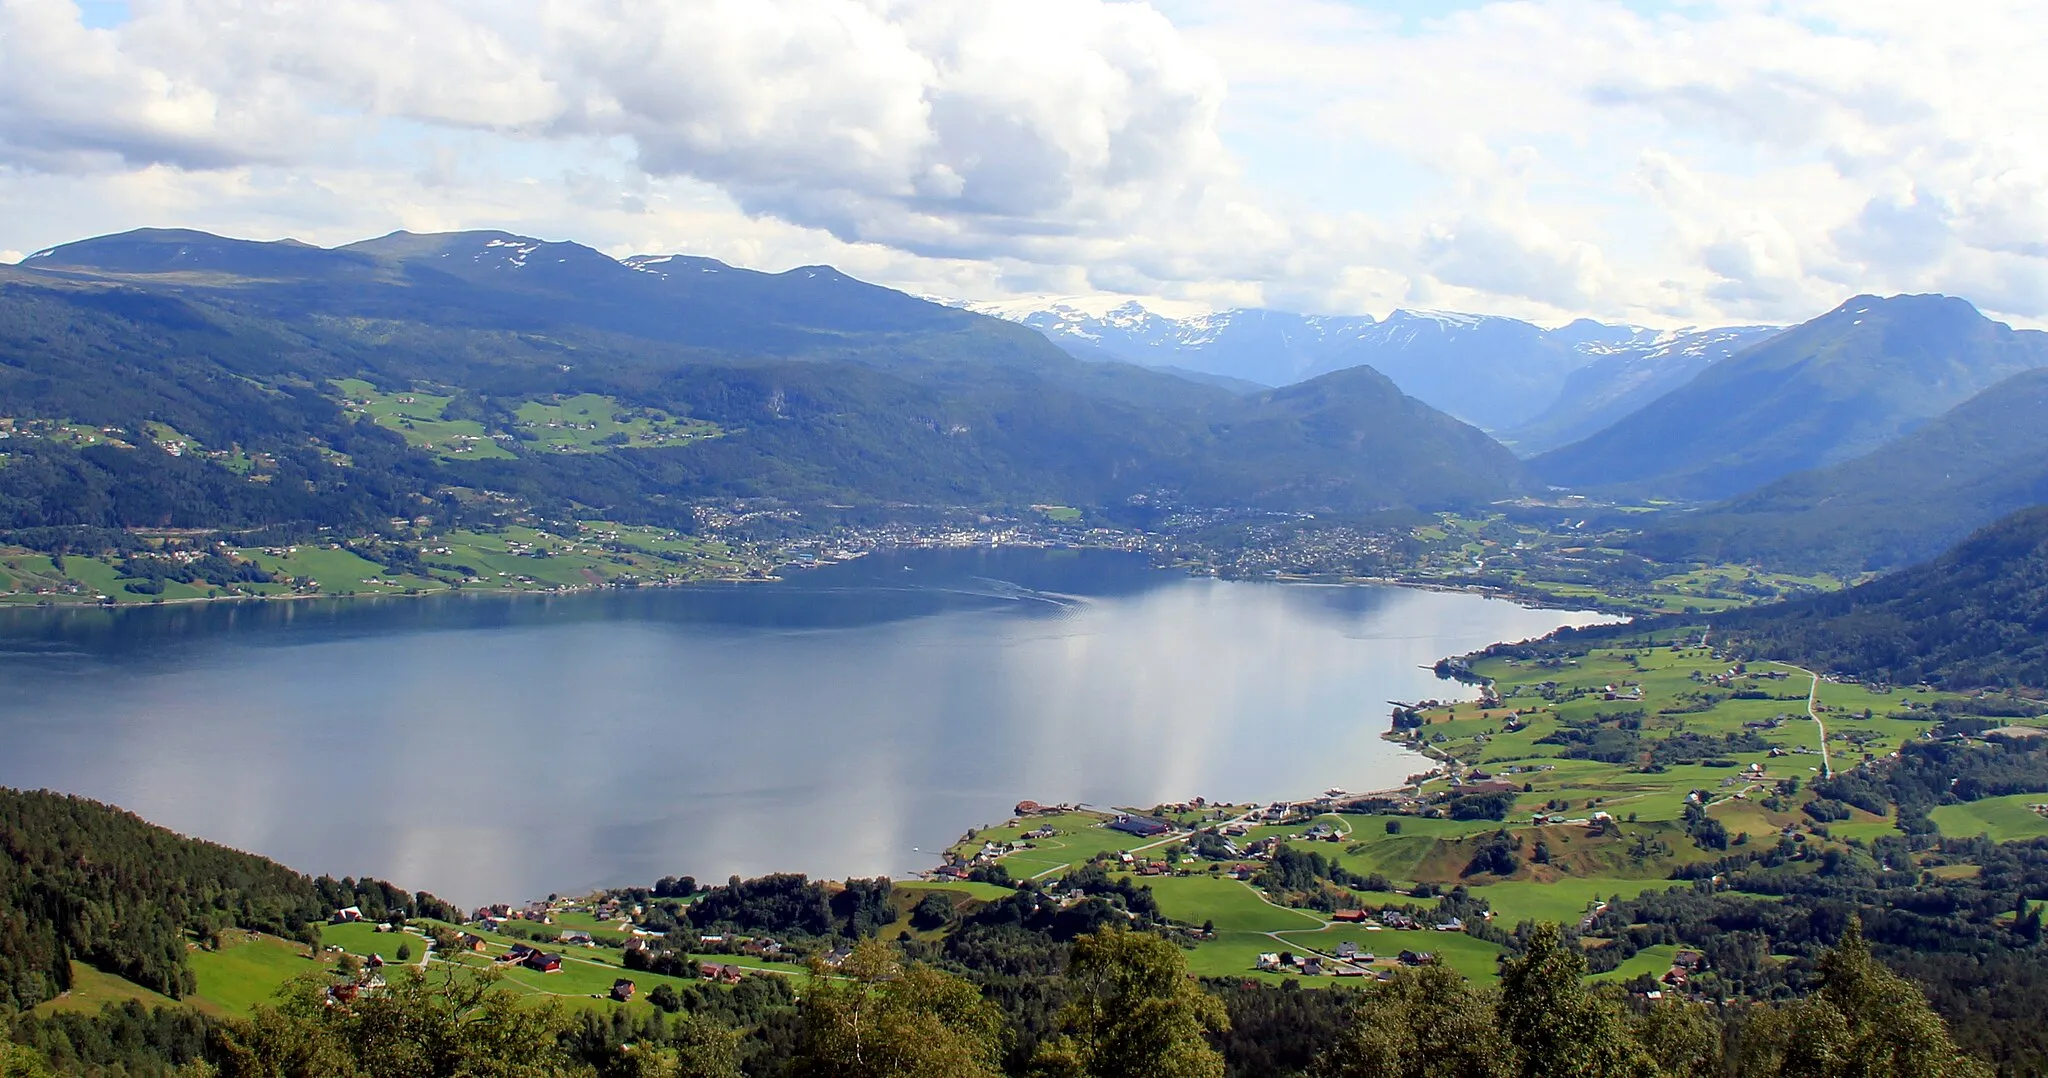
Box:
[1774,662,1832,778]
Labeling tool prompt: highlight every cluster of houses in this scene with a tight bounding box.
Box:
[1255,943,1440,978]
[1327,908,1470,932]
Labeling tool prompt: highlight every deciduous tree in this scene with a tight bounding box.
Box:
[1034,927,1229,1078]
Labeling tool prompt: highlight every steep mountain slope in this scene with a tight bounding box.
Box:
[1712,506,2048,688]
[1179,365,1528,510]
[1499,324,1779,453]
[1532,295,2048,500]
[970,296,1772,436]
[0,229,1527,529]
[1638,368,2048,572]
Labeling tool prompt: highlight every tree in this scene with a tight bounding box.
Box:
[2,1044,55,1078]
[1311,963,1509,1078]
[665,1012,744,1078]
[787,941,1006,1078]
[396,941,413,962]
[1732,920,1993,1078]
[910,893,955,932]
[213,966,579,1078]
[1631,998,1722,1076]
[1495,924,1656,1078]
[1034,928,1230,1078]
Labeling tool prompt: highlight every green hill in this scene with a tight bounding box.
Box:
[0,229,1524,535]
[0,787,449,1012]
[1713,505,2048,688]
[1532,294,2048,500]
[1636,368,2048,572]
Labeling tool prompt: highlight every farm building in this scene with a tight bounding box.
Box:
[1108,815,1172,837]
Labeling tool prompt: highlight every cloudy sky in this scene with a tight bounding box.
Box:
[1,0,2042,326]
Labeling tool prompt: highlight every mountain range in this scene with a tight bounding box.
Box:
[1638,367,2048,572]
[10,225,2048,583]
[964,296,1777,440]
[1531,295,2048,501]
[0,228,1525,535]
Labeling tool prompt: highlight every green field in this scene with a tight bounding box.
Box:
[1127,875,1325,934]
[930,627,1991,989]
[322,922,429,964]
[336,379,513,461]
[186,933,324,1015]
[950,811,1183,879]
[1272,925,1508,983]
[1930,794,2048,843]
[513,394,720,453]
[1588,944,1679,984]
[31,962,179,1016]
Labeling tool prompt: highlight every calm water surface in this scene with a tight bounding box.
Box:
[0,549,1608,905]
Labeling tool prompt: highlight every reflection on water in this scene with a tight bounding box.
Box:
[0,549,1608,905]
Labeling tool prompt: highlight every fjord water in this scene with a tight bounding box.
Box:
[0,549,1605,905]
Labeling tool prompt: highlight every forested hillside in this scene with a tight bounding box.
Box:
[1635,368,2048,572]
[0,228,1527,543]
[1534,294,2048,500]
[0,789,451,1012]
[1710,505,2048,687]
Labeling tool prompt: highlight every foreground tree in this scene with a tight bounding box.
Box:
[1310,962,1509,1078]
[2,1044,55,1078]
[1732,920,1992,1078]
[1034,928,1229,1078]
[213,967,581,1078]
[1494,924,1656,1078]
[787,941,1006,1078]
[1629,998,1723,1076]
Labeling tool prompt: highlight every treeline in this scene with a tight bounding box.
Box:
[0,788,453,1012]
[4,921,1992,1078]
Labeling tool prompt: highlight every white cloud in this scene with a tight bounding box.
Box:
[2,0,2046,327]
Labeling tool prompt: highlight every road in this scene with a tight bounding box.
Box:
[1774,662,1832,778]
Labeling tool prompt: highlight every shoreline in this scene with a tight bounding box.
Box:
[2,542,1632,621]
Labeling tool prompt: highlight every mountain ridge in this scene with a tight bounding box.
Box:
[963,295,1776,436]
[1532,294,2048,500]
[0,227,1529,531]
[1634,366,2048,572]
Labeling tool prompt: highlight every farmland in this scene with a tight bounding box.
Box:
[1930,793,2048,843]
[937,623,2026,988]
[0,521,774,607]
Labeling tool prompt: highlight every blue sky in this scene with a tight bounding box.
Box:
[1,0,2043,327]
[74,0,126,28]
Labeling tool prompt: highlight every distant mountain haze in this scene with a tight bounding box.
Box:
[1531,294,2048,501]
[1499,323,1780,454]
[964,296,1777,439]
[0,227,1528,527]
